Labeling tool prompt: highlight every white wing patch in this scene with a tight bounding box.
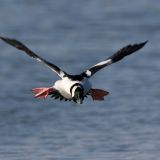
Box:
[94,59,112,67]
[36,57,42,62]
[85,70,92,77]
[59,71,65,78]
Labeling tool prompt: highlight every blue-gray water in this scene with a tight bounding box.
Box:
[0,0,160,159]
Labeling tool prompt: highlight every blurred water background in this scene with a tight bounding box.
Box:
[0,0,160,159]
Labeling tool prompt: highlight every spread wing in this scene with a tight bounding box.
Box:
[0,37,66,78]
[83,41,148,77]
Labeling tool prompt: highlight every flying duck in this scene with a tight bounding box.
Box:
[0,37,147,104]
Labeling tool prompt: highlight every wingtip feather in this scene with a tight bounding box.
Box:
[0,36,21,48]
[141,40,148,46]
[0,36,8,42]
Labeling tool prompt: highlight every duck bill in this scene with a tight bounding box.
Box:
[76,98,83,104]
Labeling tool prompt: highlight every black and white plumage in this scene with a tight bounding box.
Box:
[0,36,148,104]
[0,37,66,78]
[83,41,148,77]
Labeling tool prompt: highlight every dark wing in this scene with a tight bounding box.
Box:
[0,37,66,78]
[83,41,148,77]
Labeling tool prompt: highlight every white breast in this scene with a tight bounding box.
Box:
[53,77,91,99]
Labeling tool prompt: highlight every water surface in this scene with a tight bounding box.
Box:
[0,0,160,159]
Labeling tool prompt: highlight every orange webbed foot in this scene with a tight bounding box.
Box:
[88,89,109,101]
[32,87,56,99]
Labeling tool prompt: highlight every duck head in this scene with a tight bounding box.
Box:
[71,85,84,104]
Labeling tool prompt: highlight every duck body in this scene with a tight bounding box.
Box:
[54,76,92,100]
